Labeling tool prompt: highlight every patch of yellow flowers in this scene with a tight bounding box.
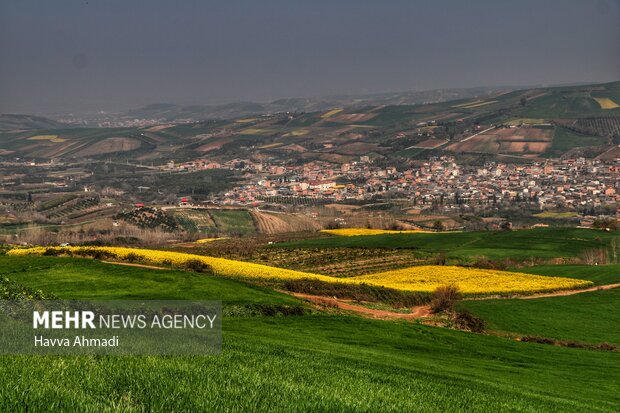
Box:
[321,228,436,236]
[7,246,334,283]
[195,237,228,244]
[8,247,591,295]
[353,266,591,294]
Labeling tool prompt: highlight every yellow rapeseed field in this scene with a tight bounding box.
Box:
[459,100,498,109]
[320,108,343,118]
[195,237,228,244]
[7,246,334,283]
[321,228,436,236]
[27,135,66,143]
[238,128,274,135]
[593,97,620,109]
[7,247,591,295]
[352,266,591,294]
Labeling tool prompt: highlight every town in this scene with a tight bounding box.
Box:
[166,155,619,215]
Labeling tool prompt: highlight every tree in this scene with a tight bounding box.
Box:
[432,220,445,232]
[520,97,527,106]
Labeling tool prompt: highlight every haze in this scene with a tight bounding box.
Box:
[1,0,619,115]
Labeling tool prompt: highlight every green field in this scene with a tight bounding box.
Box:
[209,209,256,236]
[462,265,620,345]
[546,126,607,156]
[0,255,619,412]
[509,264,620,285]
[278,228,617,261]
[0,256,294,305]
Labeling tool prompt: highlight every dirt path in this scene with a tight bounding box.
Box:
[101,261,171,270]
[289,292,432,320]
[466,282,620,301]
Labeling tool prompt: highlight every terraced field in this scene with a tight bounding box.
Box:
[245,247,429,277]
[173,208,217,232]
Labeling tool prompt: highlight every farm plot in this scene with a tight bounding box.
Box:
[173,209,217,232]
[409,139,448,149]
[353,265,590,295]
[593,97,620,109]
[448,126,553,154]
[246,247,429,277]
[574,117,620,136]
[329,113,377,123]
[71,136,141,157]
[446,135,499,153]
[209,209,256,236]
[251,211,320,234]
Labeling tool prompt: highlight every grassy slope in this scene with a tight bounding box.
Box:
[278,228,617,260]
[0,255,618,411]
[462,264,620,344]
[511,264,620,286]
[0,317,618,412]
[0,256,296,305]
[547,126,606,156]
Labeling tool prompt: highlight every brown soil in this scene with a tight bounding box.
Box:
[289,292,432,320]
[73,137,141,157]
[101,261,171,270]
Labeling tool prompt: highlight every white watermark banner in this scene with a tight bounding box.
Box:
[0,300,221,355]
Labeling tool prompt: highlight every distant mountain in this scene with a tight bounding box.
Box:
[0,114,68,130]
[122,86,511,122]
[4,81,618,162]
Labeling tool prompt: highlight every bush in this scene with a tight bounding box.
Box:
[184,259,211,273]
[125,252,141,263]
[430,285,461,313]
[42,248,60,256]
[453,310,485,332]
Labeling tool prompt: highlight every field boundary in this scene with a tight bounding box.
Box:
[289,292,432,319]
[466,282,620,301]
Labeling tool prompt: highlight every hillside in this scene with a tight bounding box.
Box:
[0,81,618,162]
[0,114,68,131]
[1,238,619,412]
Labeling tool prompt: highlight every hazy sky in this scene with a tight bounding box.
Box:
[1,0,619,115]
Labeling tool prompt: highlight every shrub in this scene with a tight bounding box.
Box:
[453,310,485,333]
[521,336,555,345]
[42,248,60,256]
[125,252,141,263]
[430,285,461,313]
[184,259,211,273]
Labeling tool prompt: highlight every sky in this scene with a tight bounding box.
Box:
[1,0,619,115]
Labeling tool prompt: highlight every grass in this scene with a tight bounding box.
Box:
[547,126,606,156]
[209,209,256,236]
[0,256,297,305]
[533,211,579,219]
[462,264,620,344]
[462,287,620,345]
[278,228,617,261]
[0,316,619,412]
[509,264,620,286]
[0,255,619,411]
